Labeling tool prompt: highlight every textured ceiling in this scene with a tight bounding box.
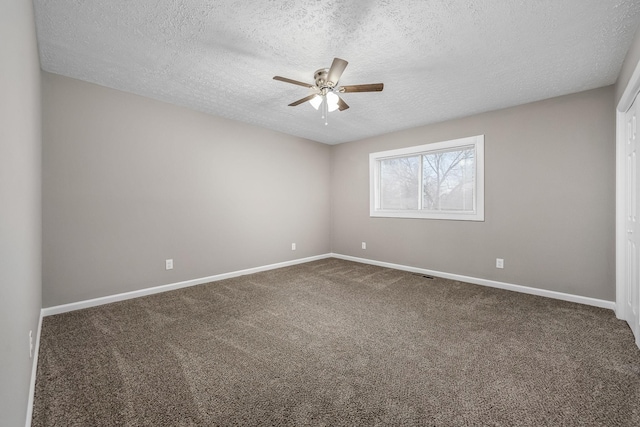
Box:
[34,0,640,145]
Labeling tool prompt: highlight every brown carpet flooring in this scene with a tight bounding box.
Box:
[33,258,640,426]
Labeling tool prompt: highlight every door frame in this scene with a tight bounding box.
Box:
[616,58,640,348]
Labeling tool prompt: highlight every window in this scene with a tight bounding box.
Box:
[370,135,484,221]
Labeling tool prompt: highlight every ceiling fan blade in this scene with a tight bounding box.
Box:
[273,76,314,88]
[326,58,348,87]
[337,96,349,111]
[288,93,318,107]
[339,83,384,93]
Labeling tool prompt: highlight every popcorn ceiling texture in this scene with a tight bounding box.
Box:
[34,0,640,144]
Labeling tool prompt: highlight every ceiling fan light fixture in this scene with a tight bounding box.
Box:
[309,94,322,110]
[326,92,339,112]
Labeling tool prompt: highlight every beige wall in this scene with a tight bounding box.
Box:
[43,78,617,306]
[331,86,615,301]
[0,0,42,425]
[42,73,331,307]
[616,22,640,104]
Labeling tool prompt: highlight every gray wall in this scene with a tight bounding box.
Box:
[42,73,331,307]
[0,0,42,425]
[331,86,615,301]
[616,22,640,104]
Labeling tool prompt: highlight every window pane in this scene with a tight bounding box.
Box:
[380,156,420,209]
[422,147,475,211]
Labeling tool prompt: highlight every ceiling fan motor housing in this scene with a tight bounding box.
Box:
[314,68,333,89]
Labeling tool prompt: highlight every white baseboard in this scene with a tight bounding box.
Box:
[42,254,332,317]
[41,252,615,317]
[24,310,43,427]
[331,253,616,311]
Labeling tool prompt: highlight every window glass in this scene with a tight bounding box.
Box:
[422,146,475,212]
[380,156,420,210]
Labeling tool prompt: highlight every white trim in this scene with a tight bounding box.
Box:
[616,59,640,321]
[42,252,616,318]
[616,109,627,320]
[42,254,332,316]
[24,310,43,427]
[618,61,640,114]
[331,253,616,310]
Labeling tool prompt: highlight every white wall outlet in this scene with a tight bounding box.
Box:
[291,243,296,251]
[166,259,173,270]
[29,330,33,359]
[362,242,367,250]
[496,258,504,269]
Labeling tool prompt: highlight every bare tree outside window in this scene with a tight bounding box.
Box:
[422,147,475,211]
[380,156,419,209]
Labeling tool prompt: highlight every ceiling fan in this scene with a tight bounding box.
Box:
[273,58,383,125]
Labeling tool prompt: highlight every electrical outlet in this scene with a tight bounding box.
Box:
[29,330,33,359]
[362,242,367,250]
[496,258,504,269]
[166,259,173,270]
[291,243,296,251]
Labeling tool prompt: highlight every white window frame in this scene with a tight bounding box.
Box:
[370,135,485,221]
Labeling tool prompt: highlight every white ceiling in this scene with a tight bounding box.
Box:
[34,0,640,145]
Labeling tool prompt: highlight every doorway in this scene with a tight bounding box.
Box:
[617,61,640,349]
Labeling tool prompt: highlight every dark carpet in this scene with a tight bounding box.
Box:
[32,258,640,426]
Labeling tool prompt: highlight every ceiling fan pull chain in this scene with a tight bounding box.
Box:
[324,96,329,125]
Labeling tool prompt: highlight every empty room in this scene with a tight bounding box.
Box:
[4,0,640,425]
